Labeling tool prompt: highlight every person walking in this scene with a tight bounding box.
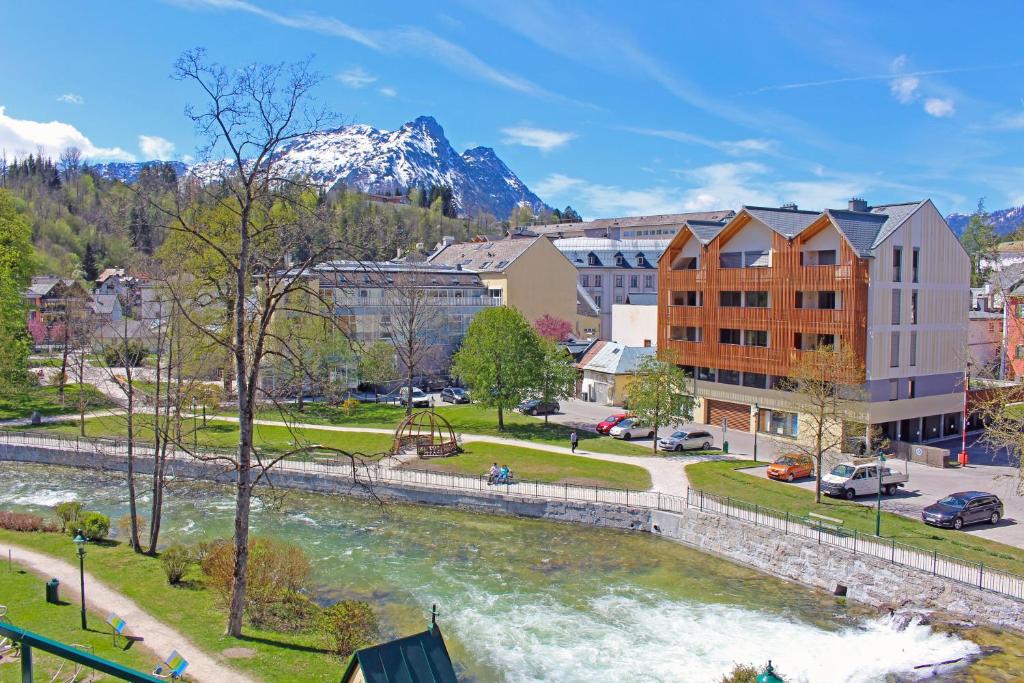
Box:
[570,430,579,454]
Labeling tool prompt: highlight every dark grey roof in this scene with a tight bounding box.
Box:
[684,219,729,244]
[868,201,925,248]
[427,236,539,272]
[824,209,889,256]
[554,238,669,269]
[743,206,820,238]
[624,293,658,305]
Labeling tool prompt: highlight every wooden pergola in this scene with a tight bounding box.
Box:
[391,410,461,458]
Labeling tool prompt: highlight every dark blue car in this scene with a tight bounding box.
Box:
[922,491,1003,530]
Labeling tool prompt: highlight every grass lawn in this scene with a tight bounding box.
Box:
[0,559,155,682]
[403,442,653,490]
[221,402,657,457]
[0,530,343,682]
[17,415,395,458]
[0,384,114,421]
[686,459,1024,575]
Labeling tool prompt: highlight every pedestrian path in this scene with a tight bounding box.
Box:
[0,543,254,683]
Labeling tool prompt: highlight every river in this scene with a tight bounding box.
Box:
[0,463,1019,682]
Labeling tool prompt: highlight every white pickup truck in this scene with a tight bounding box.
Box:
[821,460,908,500]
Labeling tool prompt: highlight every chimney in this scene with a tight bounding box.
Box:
[780,202,798,211]
[396,247,404,259]
[848,197,868,212]
[442,235,455,247]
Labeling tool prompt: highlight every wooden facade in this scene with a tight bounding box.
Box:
[657,211,871,377]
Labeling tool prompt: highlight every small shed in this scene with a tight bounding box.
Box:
[340,623,458,683]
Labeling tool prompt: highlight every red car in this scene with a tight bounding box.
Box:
[597,414,632,435]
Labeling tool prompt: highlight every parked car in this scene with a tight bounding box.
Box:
[518,399,559,416]
[440,387,470,404]
[609,418,654,440]
[658,430,713,452]
[597,414,632,435]
[922,491,1003,530]
[398,387,430,408]
[821,460,908,499]
[767,454,814,482]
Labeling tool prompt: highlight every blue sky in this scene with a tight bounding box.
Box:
[3,1,1024,219]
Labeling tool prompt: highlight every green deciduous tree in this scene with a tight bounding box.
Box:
[452,306,543,430]
[625,354,695,454]
[533,341,578,424]
[358,340,396,402]
[0,189,34,387]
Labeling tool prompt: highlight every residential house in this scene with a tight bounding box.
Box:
[1003,285,1024,380]
[576,340,655,405]
[427,235,588,335]
[611,293,658,348]
[968,310,1003,376]
[980,240,1024,272]
[88,293,123,323]
[658,198,970,445]
[23,276,91,346]
[95,268,146,316]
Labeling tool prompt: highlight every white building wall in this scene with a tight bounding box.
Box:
[720,219,774,253]
[610,304,657,348]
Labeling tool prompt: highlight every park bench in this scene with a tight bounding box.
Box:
[807,512,845,533]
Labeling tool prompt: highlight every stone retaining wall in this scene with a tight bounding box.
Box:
[3,444,1020,632]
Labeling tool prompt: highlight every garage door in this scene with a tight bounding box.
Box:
[707,400,751,432]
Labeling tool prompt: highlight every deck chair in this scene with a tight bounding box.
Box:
[106,612,127,646]
[0,635,19,660]
[153,650,188,679]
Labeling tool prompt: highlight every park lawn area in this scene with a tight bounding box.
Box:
[18,415,395,458]
[0,560,155,683]
[686,459,1024,575]
[401,442,653,490]
[0,530,343,682]
[0,384,114,421]
[228,402,656,457]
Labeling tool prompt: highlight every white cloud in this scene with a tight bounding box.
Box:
[138,135,176,160]
[890,54,909,72]
[336,67,377,89]
[889,76,919,104]
[0,106,134,161]
[57,93,84,105]
[626,127,778,156]
[924,97,955,117]
[501,126,576,152]
[378,86,397,97]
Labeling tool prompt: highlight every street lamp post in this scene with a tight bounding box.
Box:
[191,398,198,452]
[875,449,887,537]
[753,402,760,462]
[73,530,87,629]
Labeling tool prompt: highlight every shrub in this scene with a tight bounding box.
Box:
[0,511,56,532]
[718,663,784,683]
[260,592,320,634]
[188,540,214,564]
[116,514,149,548]
[78,512,110,541]
[161,544,192,585]
[201,537,312,625]
[316,600,379,658]
[102,342,146,368]
[54,501,83,532]
[340,397,360,416]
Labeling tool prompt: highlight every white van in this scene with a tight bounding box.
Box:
[822,460,908,499]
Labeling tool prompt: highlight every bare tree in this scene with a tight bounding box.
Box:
[381,266,444,415]
[778,344,868,504]
[156,48,356,636]
[58,147,82,182]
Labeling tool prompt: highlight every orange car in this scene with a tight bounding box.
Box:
[767,454,814,482]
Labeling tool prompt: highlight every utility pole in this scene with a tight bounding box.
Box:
[875,450,887,536]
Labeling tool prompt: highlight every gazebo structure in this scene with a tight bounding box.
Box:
[392,410,461,458]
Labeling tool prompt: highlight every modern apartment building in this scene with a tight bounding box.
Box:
[517,210,735,241]
[658,199,970,445]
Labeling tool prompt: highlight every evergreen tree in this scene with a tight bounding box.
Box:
[82,242,100,282]
[562,205,582,223]
[960,199,999,287]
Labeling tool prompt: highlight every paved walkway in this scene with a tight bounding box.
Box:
[0,409,123,429]
[0,542,253,683]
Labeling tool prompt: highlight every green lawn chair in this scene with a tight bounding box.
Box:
[153,650,188,679]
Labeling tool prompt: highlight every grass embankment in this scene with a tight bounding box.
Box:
[0,384,114,421]
[0,530,343,682]
[402,442,653,490]
[24,415,654,490]
[687,460,1024,575]
[0,559,154,682]
[221,402,656,456]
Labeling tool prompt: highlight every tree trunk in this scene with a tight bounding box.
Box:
[58,341,69,405]
[497,406,504,431]
[814,426,824,504]
[125,376,142,552]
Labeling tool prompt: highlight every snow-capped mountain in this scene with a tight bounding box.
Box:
[90,116,549,218]
[946,205,1024,236]
[88,160,188,184]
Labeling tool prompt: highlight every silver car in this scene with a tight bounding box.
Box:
[658,430,713,452]
[609,418,655,440]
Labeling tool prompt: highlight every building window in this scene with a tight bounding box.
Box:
[1016,345,1024,360]
[719,328,741,345]
[893,246,903,282]
[912,247,920,283]
[742,372,767,388]
[672,291,701,306]
[615,294,623,304]
[719,291,742,307]
[889,379,899,401]
[588,254,598,266]
[744,291,769,308]
[745,250,771,268]
[581,275,589,287]
[911,290,918,324]
[719,251,743,269]
[615,254,624,266]
[594,295,602,307]
[1015,303,1023,318]
[697,367,716,381]
[615,275,624,288]
[630,275,639,289]
[594,275,602,287]
[644,274,654,289]
[890,331,900,367]
[670,326,702,342]
[636,254,646,266]
[910,331,917,367]
[759,409,798,437]
[908,378,916,399]
[718,369,741,385]
[891,289,901,325]
[802,249,837,266]
[744,330,768,347]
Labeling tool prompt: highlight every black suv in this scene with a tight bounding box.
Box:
[922,491,1004,530]
[517,399,559,416]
